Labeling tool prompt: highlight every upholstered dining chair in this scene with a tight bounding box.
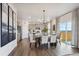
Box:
[41,36,49,48]
[41,36,49,44]
[50,35,57,46]
[29,33,36,48]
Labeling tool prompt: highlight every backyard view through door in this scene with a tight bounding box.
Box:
[60,20,72,46]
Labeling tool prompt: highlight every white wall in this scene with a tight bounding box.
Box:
[22,20,29,39]
[0,3,17,56]
[48,22,50,35]
[71,9,79,48]
[76,9,79,48]
[72,10,78,47]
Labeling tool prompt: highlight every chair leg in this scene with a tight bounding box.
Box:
[35,42,37,48]
[30,43,31,47]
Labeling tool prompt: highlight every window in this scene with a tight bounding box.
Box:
[60,22,66,31]
[60,22,71,31]
[67,22,71,31]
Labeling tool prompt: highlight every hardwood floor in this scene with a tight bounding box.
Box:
[9,39,79,56]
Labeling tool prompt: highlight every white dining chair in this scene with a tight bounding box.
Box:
[41,36,48,44]
[50,35,57,46]
[29,33,36,48]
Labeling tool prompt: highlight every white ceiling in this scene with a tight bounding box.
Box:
[14,3,79,21]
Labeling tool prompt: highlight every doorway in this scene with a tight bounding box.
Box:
[59,21,72,46]
[17,26,22,42]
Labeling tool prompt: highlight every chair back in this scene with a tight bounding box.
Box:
[29,33,34,42]
[41,36,48,44]
[51,35,56,43]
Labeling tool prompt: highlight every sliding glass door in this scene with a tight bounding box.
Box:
[59,21,72,45]
[59,12,72,45]
[66,22,72,44]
